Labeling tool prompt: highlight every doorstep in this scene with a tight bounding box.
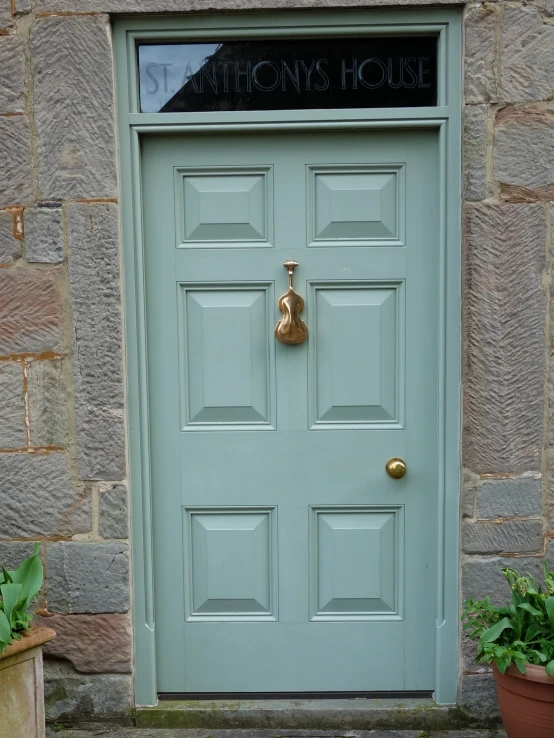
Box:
[133,699,497,730]
[46,729,508,738]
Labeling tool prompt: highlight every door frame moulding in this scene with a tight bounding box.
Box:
[113,7,462,708]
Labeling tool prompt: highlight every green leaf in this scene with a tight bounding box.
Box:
[478,617,514,650]
[546,660,554,677]
[545,598,554,629]
[0,610,11,654]
[0,583,22,628]
[8,543,42,609]
[518,603,542,617]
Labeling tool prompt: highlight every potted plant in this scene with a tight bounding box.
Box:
[462,564,554,738]
[0,544,55,738]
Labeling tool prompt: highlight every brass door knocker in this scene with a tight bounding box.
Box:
[275,261,308,345]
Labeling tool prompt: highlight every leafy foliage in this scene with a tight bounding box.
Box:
[0,544,43,655]
[462,564,554,677]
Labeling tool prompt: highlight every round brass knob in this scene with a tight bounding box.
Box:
[386,458,407,479]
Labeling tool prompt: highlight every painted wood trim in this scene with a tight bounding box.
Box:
[113,7,462,707]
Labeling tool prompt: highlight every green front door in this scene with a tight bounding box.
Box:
[142,129,439,693]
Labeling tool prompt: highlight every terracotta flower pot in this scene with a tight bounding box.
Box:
[494,662,554,738]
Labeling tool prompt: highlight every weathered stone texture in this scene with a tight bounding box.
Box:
[99,485,128,540]
[0,2,12,28]
[0,268,63,355]
[463,203,545,474]
[37,613,132,673]
[0,541,35,569]
[0,116,33,207]
[463,105,487,201]
[464,5,497,104]
[24,206,64,264]
[462,544,554,604]
[68,202,125,480]
[476,476,542,519]
[44,659,133,723]
[28,359,68,447]
[31,15,117,199]
[0,453,91,538]
[458,674,500,719]
[35,0,465,11]
[501,6,554,103]
[0,35,26,113]
[462,519,543,554]
[47,542,129,613]
[0,361,26,447]
[0,210,21,264]
[495,107,554,197]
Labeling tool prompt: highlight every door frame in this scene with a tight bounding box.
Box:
[113,8,462,707]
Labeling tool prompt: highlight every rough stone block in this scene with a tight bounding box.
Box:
[495,107,554,198]
[462,543,554,604]
[0,269,63,356]
[35,0,466,11]
[44,659,133,723]
[0,2,12,28]
[0,116,33,207]
[31,15,117,199]
[464,5,497,104]
[24,206,64,264]
[463,104,487,201]
[0,361,26,447]
[28,359,68,447]
[0,452,91,538]
[47,542,129,614]
[501,6,554,103]
[0,210,21,264]
[458,674,500,719]
[461,629,491,674]
[463,203,545,474]
[99,485,128,540]
[0,541,35,570]
[476,475,543,519]
[0,35,26,113]
[36,613,132,673]
[68,202,125,480]
[462,519,543,554]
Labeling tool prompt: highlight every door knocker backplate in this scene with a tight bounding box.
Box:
[275,261,308,345]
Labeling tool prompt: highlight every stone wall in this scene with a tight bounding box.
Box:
[0,0,553,724]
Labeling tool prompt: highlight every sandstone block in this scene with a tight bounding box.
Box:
[0,2,12,27]
[31,15,117,199]
[0,541,36,570]
[47,542,129,613]
[0,268,63,356]
[0,452,90,538]
[99,485,128,539]
[462,519,543,554]
[68,202,125,480]
[28,359,67,447]
[476,476,542,519]
[463,203,545,474]
[36,613,132,673]
[24,206,63,264]
[462,544,554,604]
[463,104,487,201]
[495,107,554,198]
[0,116,33,207]
[458,674,500,719]
[464,5,497,104]
[0,35,26,113]
[0,210,21,264]
[0,361,26,447]
[44,659,133,723]
[501,6,554,102]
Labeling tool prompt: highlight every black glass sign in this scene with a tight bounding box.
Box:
[138,37,438,112]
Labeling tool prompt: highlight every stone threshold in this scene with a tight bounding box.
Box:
[132,699,499,730]
[47,729,507,738]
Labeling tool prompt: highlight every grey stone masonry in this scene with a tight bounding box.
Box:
[27,359,68,447]
[0,210,21,265]
[99,485,129,540]
[0,452,91,539]
[0,35,26,113]
[0,361,26,447]
[0,541,36,570]
[463,105,487,201]
[0,116,33,207]
[24,206,64,264]
[31,15,117,200]
[464,5,497,104]
[68,202,125,481]
[475,475,543,519]
[462,518,543,554]
[47,542,130,614]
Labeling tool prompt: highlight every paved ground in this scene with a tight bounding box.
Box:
[46,729,508,737]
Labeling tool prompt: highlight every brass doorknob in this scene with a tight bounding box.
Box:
[386,458,407,479]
